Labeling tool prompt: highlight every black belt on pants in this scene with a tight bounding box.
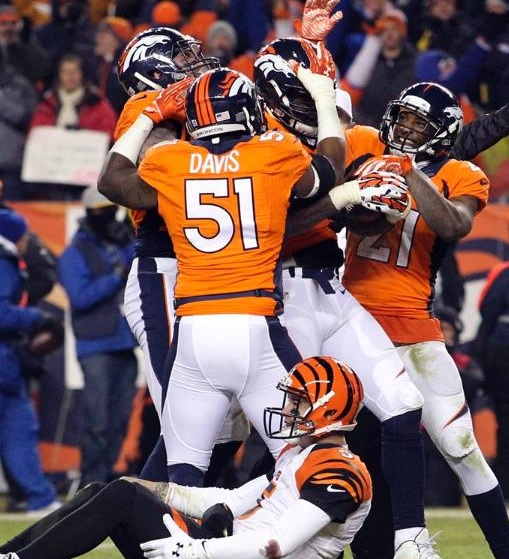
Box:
[286,267,337,294]
[174,289,282,310]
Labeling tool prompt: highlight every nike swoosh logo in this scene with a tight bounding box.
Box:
[327,485,346,493]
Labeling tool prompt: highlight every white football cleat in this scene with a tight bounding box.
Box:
[0,553,21,559]
[394,528,442,559]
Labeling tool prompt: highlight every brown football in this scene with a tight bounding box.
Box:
[344,205,384,223]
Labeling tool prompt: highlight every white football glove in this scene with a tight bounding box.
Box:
[297,0,343,42]
[357,171,412,219]
[140,514,209,559]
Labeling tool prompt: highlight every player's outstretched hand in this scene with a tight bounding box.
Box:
[142,77,194,125]
[295,0,343,42]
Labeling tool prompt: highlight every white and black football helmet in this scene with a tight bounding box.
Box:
[254,37,336,149]
[118,27,220,96]
[379,82,463,161]
[185,67,266,140]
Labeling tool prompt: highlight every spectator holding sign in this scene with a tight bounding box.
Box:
[27,54,116,200]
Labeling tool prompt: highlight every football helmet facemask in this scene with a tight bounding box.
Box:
[264,356,364,440]
[185,68,266,140]
[379,82,463,161]
[254,37,336,149]
[118,27,221,96]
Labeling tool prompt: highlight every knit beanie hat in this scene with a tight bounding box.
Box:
[152,1,182,26]
[98,16,134,43]
[0,209,28,244]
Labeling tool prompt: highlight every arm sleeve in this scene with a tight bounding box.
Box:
[204,499,331,559]
[452,103,509,161]
[166,476,270,519]
[343,35,382,90]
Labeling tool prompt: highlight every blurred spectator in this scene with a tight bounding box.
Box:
[224,0,272,56]
[0,208,62,513]
[0,4,52,86]
[204,20,255,79]
[475,2,509,109]
[28,53,116,200]
[151,0,182,27]
[93,15,132,114]
[30,53,116,136]
[0,182,58,306]
[58,185,138,487]
[475,261,509,499]
[416,0,477,59]
[434,245,465,313]
[35,0,96,82]
[0,57,37,201]
[342,10,416,127]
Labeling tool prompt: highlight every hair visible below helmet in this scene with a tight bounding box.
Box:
[379,82,463,161]
[253,37,336,149]
[264,356,364,440]
[185,68,265,140]
[117,26,220,96]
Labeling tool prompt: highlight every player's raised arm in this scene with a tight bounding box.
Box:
[99,79,192,209]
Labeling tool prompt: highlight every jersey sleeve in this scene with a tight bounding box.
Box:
[295,445,372,522]
[445,159,490,213]
[114,91,159,140]
[344,125,382,172]
[137,141,178,195]
[258,130,312,187]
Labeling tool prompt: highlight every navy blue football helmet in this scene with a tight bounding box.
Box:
[254,37,336,148]
[118,27,220,96]
[379,82,463,161]
[185,68,266,140]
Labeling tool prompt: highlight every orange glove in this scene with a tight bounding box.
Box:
[294,0,343,42]
[288,40,336,79]
[142,77,194,125]
[355,154,413,177]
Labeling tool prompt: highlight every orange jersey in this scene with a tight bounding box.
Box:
[343,126,489,336]
[264,112,338,261]
[138,130,312,316]
[114,90,160,140]
[116,91,180,231]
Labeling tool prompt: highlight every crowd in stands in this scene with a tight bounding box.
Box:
[0,0,507,201]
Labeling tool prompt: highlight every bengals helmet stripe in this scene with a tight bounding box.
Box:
[264,356,364,440]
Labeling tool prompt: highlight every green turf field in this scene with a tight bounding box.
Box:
[0,508,493,558]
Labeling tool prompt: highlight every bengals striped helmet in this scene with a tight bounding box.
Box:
[264,356,364,440]
[254,37,336,148]
[185,68,265,140]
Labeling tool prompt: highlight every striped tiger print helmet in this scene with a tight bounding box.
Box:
[264,356,364,440]
[185,67,266,140]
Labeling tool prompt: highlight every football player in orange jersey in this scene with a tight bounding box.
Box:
[115,27,251,484]
[253,35,438,559]
[0,357,372,559]
[341,82,509,559]
[98,61,358,488]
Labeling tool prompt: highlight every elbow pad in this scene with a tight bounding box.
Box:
[298,154,337,200]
